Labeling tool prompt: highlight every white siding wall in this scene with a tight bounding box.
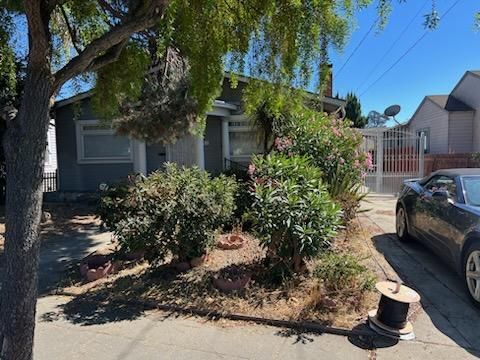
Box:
[451,73,480,152]
[448,112,474,153]
[44,120,58,173]
[408,98,449,154]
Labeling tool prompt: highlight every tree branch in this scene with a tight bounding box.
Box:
[24,0,51,68]
[59,5,82,54]
[97,0,127,20]
[52,0,168,91]
[87,39,129,72]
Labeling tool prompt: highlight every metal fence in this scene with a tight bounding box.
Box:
[43,171,57,192]
[359,128,425,195]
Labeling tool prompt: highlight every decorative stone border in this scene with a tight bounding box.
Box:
[79,253,118,282]
[216,234,246,250]
[212,273,251,292]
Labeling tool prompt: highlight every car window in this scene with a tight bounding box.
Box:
[424,175,457,197]
[462,176,480,206]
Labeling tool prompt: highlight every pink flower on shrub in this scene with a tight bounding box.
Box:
[361,171,367,179]
[247,164,256,176]
[339,157,345,164]
[332,127,341,137]
[354,159,360,168]
[274,137,293,151]
[365,152,374,170]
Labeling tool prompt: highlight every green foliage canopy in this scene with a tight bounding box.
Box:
[1,0,397,142]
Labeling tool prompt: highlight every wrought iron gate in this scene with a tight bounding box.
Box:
[359,128,425,195]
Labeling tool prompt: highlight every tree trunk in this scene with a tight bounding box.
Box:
[0,66,53,360]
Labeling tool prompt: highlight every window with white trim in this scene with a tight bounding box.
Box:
[76,120,133,164]
[228,121,263,163]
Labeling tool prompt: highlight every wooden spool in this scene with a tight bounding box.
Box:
[368,280,420,340]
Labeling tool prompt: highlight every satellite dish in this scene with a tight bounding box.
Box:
[384,105,401,118]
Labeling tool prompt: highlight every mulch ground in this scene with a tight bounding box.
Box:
[59,224,380,328]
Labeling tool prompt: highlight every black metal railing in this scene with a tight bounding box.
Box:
[224,158,249,171]
[43,171,58,192]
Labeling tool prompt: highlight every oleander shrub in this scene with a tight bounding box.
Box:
[248,153,341,275]
[272,109,372,222]
[98,163,237,263]
[221,167,254,228]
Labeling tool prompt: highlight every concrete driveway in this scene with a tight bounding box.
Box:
[361,196,480,359]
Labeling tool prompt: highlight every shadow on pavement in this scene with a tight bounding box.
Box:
[38,232,109,296]
[0,204,110,297]
[45,292,145,325]
[372,232,480,358]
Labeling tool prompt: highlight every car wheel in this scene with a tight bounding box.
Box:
[396,206,411,242]
[464,243,480,308]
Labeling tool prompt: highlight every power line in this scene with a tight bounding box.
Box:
[360,0,463,97]
[335,18,378,79]
[356,0,429,93]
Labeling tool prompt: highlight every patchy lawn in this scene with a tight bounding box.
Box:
[59,220,381,329]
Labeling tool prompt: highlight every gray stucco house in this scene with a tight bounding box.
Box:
[53,75,345,192]
[406,71,479,154]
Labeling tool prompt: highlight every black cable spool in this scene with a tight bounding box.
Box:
[368,280,421,337]
[376,294,410,329]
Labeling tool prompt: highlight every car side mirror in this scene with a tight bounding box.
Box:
[432,189,449,201]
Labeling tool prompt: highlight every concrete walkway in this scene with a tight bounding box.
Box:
[361,197,480,359]
[35,296,369,360]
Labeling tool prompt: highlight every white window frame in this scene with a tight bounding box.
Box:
[228,120,262,162]
[75,120,134,164]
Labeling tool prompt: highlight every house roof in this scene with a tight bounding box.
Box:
[426,95,474,112]
[223,72,346,107]
[55,73,346,110]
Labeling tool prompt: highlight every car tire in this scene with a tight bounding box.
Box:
[396,205,412,242]
[463,242,480,308]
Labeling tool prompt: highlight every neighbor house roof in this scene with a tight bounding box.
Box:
[426,95,474,112]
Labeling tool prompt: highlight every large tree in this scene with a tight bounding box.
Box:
[0,1,476,359]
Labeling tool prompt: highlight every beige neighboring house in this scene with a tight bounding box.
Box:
[406,71,479,154]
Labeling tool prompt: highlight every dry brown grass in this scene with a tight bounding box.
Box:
[60,221,381,328]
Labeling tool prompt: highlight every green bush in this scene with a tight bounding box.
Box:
[248,153,341,274]
[98,163,237,263]
[328,165,368,224]
[272,110,372,222]
[314,252,375,292]
[221,167,254,228]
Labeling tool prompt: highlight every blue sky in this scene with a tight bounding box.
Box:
[330,0,480,123]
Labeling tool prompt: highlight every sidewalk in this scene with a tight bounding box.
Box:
[35,296,369,360]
